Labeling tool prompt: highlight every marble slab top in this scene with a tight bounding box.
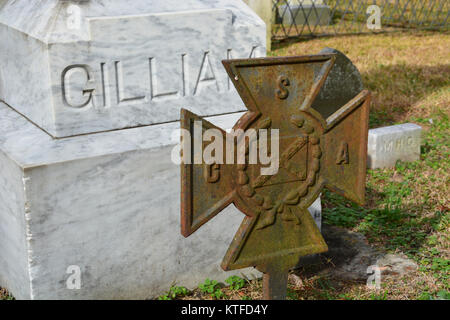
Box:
[0,0,262,42]
[0,102,244,168]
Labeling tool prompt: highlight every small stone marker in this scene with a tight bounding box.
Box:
[181,54,371,299]
[367,123,422,169]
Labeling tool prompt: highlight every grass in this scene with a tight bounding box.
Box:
[1,31,448,301]
[0,288,13,300]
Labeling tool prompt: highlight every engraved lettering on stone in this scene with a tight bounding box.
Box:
[149,58,179,101]
[194,51,219,95]
[336,141,349,164]
[383,140,393,153]
[381,136,417,153]
[204,163,220,183]
[100,62,111,108]
[60,47,262,109]
[395,138,403,150]
[114,61,146,105]
[61,65,96,109]
[407,136,413,146]
[276,75,290,100]
[181,54,189,97]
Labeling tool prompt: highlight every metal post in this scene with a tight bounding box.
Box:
[262,267,289,300]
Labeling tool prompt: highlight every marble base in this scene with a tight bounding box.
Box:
[0,102,322,299]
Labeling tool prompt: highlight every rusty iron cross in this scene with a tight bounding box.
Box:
[180,54,370,299]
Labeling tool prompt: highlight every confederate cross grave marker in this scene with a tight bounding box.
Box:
[181,54,370,299]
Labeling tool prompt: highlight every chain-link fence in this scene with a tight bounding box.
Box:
[272,0,449,40]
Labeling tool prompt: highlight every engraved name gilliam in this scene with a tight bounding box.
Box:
[61,48,261,109]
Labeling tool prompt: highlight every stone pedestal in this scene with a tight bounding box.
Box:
[0,104,258,299]
[0,0,321,300]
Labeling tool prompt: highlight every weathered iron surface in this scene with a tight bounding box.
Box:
[180,54,370,300]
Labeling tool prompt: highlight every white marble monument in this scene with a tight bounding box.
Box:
[0,0,267,300]
[0,0,266,138]
[0,0,322,300]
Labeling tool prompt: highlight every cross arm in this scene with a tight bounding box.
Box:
[320,90,371,205]
[180,109,236,237]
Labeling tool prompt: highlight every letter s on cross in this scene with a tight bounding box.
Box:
[276,75,290,100]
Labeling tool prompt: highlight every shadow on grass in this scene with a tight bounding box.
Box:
[270,31,413,52]
[361,63,449,127]
[321,187,445,257]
